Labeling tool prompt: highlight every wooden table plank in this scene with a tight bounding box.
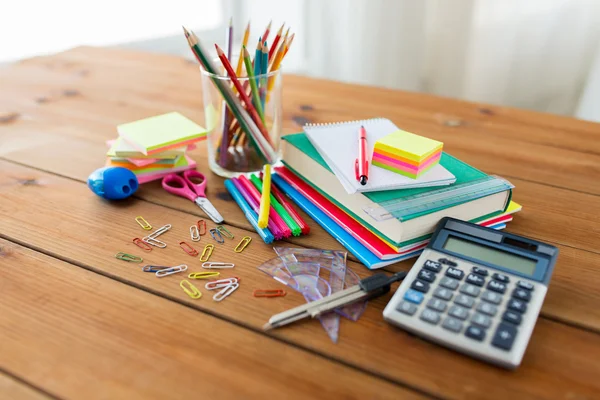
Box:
[0,373,50,400]
[0,238,422,400]
[1,160,600,399]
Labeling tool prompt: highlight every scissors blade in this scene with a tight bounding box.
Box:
[195,198,224,224]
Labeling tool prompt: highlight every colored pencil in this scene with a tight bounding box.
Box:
[253,38,262,90]
[218,17,234,166]
[268,24,285,60]
[260,41,269,109]
[261,20,272,42]
[235,21,251,78]
[269,28,288,69]
[242,46,265,124]
[283,32,295,57]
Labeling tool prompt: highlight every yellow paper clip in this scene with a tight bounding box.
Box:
[180,280,202,299]
[216,225,234,239]
[135,216,152,230]
[199,244,214,262]
[115,252,143,263]
[234,236,252,253]
[188,271,220,280]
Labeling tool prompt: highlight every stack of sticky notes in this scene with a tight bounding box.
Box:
[105,112,207,183]
[372,130,443,179]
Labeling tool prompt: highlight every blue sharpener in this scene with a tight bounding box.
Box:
[87,167,139,200]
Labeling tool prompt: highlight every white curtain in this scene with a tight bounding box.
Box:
[239,0,600,120]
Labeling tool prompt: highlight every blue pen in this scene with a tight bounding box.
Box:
[225,179,274,244]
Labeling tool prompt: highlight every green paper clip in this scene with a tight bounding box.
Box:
[115,252,143,263]
[216,225,234,239]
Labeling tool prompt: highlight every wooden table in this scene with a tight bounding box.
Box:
[1,47,599,400]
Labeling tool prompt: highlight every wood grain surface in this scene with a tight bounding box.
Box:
[0,372,50,400]
[0,46,599,399]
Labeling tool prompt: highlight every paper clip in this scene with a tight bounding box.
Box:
[142,236,167,248]
[209,228,224,244]
[202,262,235,269]
[115,252,143,263]
[205,277,239,290]
[155,264,188,278]
[216,225,234,239]
[180,280,202,299]
[147,224,172,239]
[197,219,207,236]
[188,271,220,280]
[179,241,199,256]
[135,216,152,230]
[199,244,214,262]
[133,238,152,252]
[234,236,252,253]
[253,289,286,298]
[141,265,172,273]
[190,225,201,242]
[213,283,239,302]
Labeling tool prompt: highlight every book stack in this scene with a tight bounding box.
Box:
[105,112,207,183]
[271,118,521,269]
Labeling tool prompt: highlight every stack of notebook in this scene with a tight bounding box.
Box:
[105,112,207,183]
[272,119,521,269]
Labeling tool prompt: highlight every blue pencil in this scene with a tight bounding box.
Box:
[225,179,274,244]
[253,38,262,90]
[260,41,268,109]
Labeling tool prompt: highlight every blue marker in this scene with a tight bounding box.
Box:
[225,179,274,244]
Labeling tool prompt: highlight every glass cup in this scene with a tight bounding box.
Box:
[200,61,283,177]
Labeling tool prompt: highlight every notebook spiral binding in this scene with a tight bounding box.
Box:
[303,118,387,130]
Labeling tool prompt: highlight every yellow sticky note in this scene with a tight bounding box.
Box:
[374,130,443,162]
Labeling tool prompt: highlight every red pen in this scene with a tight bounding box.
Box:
[355,125,369,185]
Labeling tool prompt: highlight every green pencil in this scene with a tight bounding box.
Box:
[250,174,302,236]
[242,46,265,124]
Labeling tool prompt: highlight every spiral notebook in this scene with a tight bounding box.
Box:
[303,118,456,194]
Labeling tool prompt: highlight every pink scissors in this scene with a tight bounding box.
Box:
[162,170,224,224]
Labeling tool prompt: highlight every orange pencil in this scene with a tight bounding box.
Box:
[283,32,295,57]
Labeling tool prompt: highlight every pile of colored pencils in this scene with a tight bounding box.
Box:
[183,20,295,170]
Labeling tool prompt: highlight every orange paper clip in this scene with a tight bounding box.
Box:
[197,219,207,236]
[133,238,152,252]
[179,241,199,256]
[253,289,286,298]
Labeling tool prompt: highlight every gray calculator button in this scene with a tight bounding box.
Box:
[439,276,459,290]
[396,301,418,316]
[471,313,492,328]
[445,267,464,280]
[507,298,527,314]
[517,280,534,291]
[476,302,498,316]
[466,273,485,287]
[423,260,442,273]
[481,290,502,305]
[454,294,475,309]
[433,287,453,301]
[418,269,436,283]
[420,309,441,325]
[427,298,447,313]
[487,280,507,294]
[448,305,470,320]
[465,325,486,341]
[442,317,463,333]
[512,288,531,303]
[459,283,481,297]
[492,323,518,351]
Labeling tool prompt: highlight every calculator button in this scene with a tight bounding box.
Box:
[439,277,459,290]
[481,290,503,305]
[420,309,441,325]
[465,325,486,341]
[492,273,510,284]
[454,294,475,309]
[471,313,492,329]
[517,280,535,291]
[507,299,528,314]
[502,310,522,326]
[417,269,436,283]
[459,283,481,298]
[492,323,517,351]
[427,298,447,313]
[487,280,507,294]
[472,266,489,277]
[466,273,485,287]
[423,260,442,273]
[396,301,418,316]
[411,280,430,293]
[433,287,453,301]
[448,305,470,320]
[438,258,458,267]
[403,289,424,304]
[512,288,531,303]
[442,317,463,333]
[446,267,464,280]
[476,302,498,316]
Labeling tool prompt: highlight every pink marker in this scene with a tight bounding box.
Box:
[232,178,284,240]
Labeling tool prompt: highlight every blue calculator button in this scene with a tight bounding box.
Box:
[404,289,424,304]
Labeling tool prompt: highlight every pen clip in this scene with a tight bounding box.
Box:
[354,158,359,180]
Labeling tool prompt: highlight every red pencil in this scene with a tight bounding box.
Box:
[215,44,272,145]
[268,23,285,60]
[261,20,273,42]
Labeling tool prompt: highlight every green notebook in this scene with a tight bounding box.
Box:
[282,132,511,247]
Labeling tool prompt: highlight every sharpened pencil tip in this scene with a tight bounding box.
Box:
[229,16,233,26]
[263,323,273,331]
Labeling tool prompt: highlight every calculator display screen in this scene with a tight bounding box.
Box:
[444,236,537,275]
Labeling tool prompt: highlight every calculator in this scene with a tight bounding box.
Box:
[383,217,558,369]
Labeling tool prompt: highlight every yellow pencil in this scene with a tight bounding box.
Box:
[236,21,251,78]
[258,164,272,228]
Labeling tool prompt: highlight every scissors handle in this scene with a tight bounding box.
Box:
[162,174,198,202]
[183,169,208,198]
